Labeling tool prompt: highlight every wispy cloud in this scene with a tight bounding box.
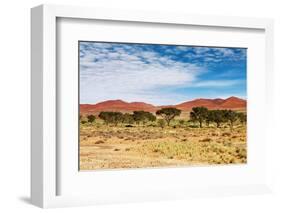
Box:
[183,47,246,63]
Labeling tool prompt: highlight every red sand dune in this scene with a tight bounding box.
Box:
[80,100,156,114]
[175,98,220,110]
[80,97,246,114]
[219,96,246,109]
[175,96,246,111]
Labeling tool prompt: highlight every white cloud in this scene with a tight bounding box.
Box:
[183,47,246,63]
[80,42,204,105]
[209,48,235,57]
[193,47,210,54]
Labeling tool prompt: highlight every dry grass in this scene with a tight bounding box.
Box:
[79,122,247,170]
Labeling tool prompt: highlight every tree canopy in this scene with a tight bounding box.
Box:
[87,114,96,123]
[237,112,247,124]
[133,111,156,124]
[190,107,208,128]
[156,107,181,126]
[122,113,134,124]
[96,108,246,129]
[224,110,239,130]
[208,110,227,128]
[98,111,123,125]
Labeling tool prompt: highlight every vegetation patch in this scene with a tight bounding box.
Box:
[79,107,247,170]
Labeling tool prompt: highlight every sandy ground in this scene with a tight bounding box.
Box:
[79,124,247,170]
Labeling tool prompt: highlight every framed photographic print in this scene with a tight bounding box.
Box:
[31,4,274,208]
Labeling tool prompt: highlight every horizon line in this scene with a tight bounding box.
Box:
[80,96,247,106]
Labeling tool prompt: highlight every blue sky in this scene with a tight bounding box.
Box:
[80,41,246,105]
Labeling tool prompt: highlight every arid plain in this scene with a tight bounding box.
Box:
[79,97,247,170]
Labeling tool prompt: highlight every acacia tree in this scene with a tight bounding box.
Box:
[208,110,226,128]
[122,113,134,124]
[156,107,181,126]
[132,111,145,125]
[98,111,123,126]
[133,111,156,125]
[98,112,109,125]
[112,112,123,126]
[143,111,156,124]
[205,111,213,127]
[237,112,247,125]
[87,114,96,123]
[189,107,208,128]
[224,110,238,130]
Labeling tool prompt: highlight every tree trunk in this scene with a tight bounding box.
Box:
[167,119,170,126]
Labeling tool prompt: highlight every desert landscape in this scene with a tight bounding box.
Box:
[79,97,247,170]
[79,41,247,170]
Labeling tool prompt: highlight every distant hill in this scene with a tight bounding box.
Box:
[174,96,246,111]
[80,100,156,114]
[80,97,246,115]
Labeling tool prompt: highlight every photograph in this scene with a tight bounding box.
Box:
[79,41,247,170]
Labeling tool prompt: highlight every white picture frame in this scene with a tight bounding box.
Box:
[31,4,274,208]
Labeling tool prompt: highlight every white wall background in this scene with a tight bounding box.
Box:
[0,0,280,212]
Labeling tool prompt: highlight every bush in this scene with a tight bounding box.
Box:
[87,114,96,123]
[157,119,165,129]
[179,119,185,127]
